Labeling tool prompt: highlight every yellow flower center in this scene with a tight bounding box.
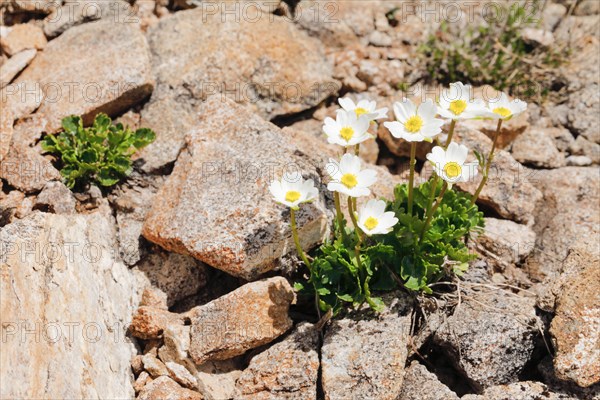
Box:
[340,126,355,142]
[444,162,462,179]
[404,115,424,133]
[285,190,301,203]
[355,108,368,117]
[449,100,467,116]
[493,107,512,118]
[364,216,379,231]
[341,173,358,189]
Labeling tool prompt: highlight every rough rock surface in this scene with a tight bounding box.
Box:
[15,19,154,133]
[321,294,413,400]
[139,8,338,171]
[399,361,460,400]
[0,211,138,399]
[0,48,36,88]
[0,97,13,161]
[476,217,536,266]
[551,249,600,388]
[138,376,203,400]
[0,143,61,193]
[235,322,319,399]
[130,306,185,340]
[0,23,47,56]
[526,167,600,280]
[142,96,328,280]
[43,0,134,38]
[433,290,541,391]
[132,251,208,307]
[510,128,566,168]
[189,277,295,365]
[462,381,576,400]
[454,126,543,224]
[109,172,166,266]
[34,181,77,214]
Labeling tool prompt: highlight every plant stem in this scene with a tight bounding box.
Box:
[347,196,363,242]
[408,142,417,215]
[290,209,311,269]
[354,144,360,156]
[445,119,457,147]
[419,182,448,244]
[333,192,347,241]
[347,196,364,273]
[471,119,503,204]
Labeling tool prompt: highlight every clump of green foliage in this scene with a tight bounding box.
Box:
[295,180,484,315]
[42,114,155,189]
[417,1,567,99]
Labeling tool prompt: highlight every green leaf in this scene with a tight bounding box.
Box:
[61,116,81,134]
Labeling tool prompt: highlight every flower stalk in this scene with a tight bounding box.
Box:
[419,181,449,244]
[408,142,417,215]
[290,208,312,270]
[471,119,503,204]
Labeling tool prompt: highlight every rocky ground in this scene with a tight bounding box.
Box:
[0,0,599,399]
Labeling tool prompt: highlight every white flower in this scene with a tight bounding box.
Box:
[339,97,388,121]
[357,199,398,236]
[326,153,377,198]
[383,99,444,142]
[438,82,492,120]
[486,92,528,120]
[323,110,372,147]
[426,142,479,186]
[269,172,318,210]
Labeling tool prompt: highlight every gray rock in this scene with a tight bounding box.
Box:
[138,376,203,400]
[132,252,208,308]
[34,181,76,214]
[0,96,13,161]
[321,293,413,400]
[43,0,133,38]
[109,173,166,266]
[142,353,169,378]
[575,0,600,16]
[543,3,567,31]
[550,247,600,388]
[166,361,198,390]
[15,19,154,133]
[140,8,338,171]
[235,322,319,399]
[0,48,36,88]
[0,23,46,56]
[569,135,600,164]
[433,290,541,391]
[526,167,600,280]
[566,155,593,166]
[547,126,575,153]
[142,96,328,280]
[189,277,295,365]
[475,217,536,266]
[510,128,566,168]
[399,361,460,400]
[0,211,139,399]
[196,359,243,400]
[462,381,577,400]
[0,143,61,193]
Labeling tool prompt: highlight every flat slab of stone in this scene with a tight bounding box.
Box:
[321,294,413,400]
[15,19,154,132]
[138,7,338,171]
[189,277,295,365]
[142,95,328,279]
[236,322,319,399]
[0,211,138,399]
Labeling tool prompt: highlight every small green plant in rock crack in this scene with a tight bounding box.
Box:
[270,83,527,316]
[42,114,156,190]
[417,0,568,100]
